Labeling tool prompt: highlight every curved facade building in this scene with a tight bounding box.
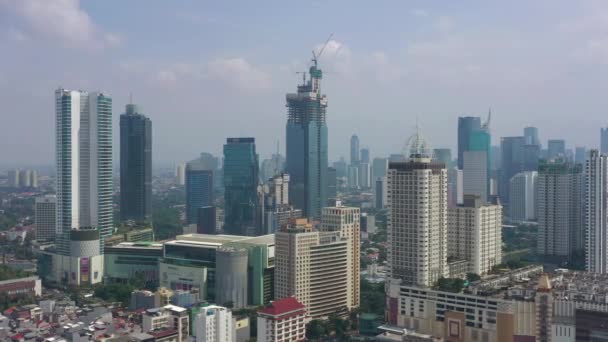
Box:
[215,247,248,308]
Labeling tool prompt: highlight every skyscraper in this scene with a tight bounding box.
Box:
[537,159,582,262]
[55,88,113,254]
[547,139,566,159]
[285,62,328,219]
[467,129,491,201]
[509,171,538,223]
[358,162,371,188]
[457,116,481,169]
[223,138,260,236]
[575,146,587,164]
[433,148,452,167]
[387,131,447,286]
[360,147,370,164]
[372,157,388,180]
[601,128,608,154]
[585,150,608,273]
[185,160,214,224]
[120,103,152,223]
[35,195,56,242]
[462,150,487,201]
[524,126,539,146]
[500,136,525,205]
[350,134,360,165]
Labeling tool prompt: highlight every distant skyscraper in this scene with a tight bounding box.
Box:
[333,158,347,178]
[500,136,525,206]
[197,206,216,235]
[358,162,371,188]
[120,103,152,223]
[7,169,19,187]
[457,116,481,169]
[350,134,360,165]
[262,173,302,234]
[372,157,388,180]
[55,88,113,254]
[575,146,587,164]
[35,195,56,242]
[327,167,337,204]
[601,128,608,154]
[223,138,260,236]
[468,129,491,201]
[523,144,540,171]
[547,139,566,159]
[524,126,540,146]
[186,160,214,224]
[537,159,582,262]
[448,167,463,206]
[387,131,447,286]
[462,151,487,202]
[585,150,608,273]
[285,63,328,219]
[347,165,359,188]
[360,147,370,164]
[490,145,501,171]
[176,163,186,185]
[260,154,285,181]
[433,148,452,167]
[374,177,387,209]
[509,171,538,223]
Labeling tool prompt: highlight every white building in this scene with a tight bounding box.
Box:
[463,150,488,202]
[448,195,502,276]
[348,165,359,189]
[585,150,608,273]
[48,229,104,286]
[35,195,56,242]
[448,166,463,206]
[195,305,233,342]
[358,162,371,188]
[142,305,189,342]
[321,204,360,309]
[257,297,307,342]
[509,171,537,222]
[176,163,186,185]
[387,131,448,287]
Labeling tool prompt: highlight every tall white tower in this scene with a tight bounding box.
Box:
[55,89,113,255]
[387,130,448,287]
[585,149,608,273]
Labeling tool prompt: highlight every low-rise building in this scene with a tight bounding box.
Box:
[142,305,189,342]
[257,297,306,342]
[0,276,41,299]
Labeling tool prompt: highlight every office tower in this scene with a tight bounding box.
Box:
[523,144,541,171]
[387,131,447,286]
[19,169,31,187]
[7,169,19,187]
[275,219,350,319]
[358,162,371,188]
[448,167,463,206]
[448,195,502,276]
[185,160,214,224]
[462,151,487,202]
[262,173,302,234]
[120,103,152,223]
[490,145,501,171]
[585,150,608,273]
[500,136,525,205]
[347,165,359,188]
[547,139,566,159]
[374,177,387,209]
[433,148,452,167]
[457,116,481,169]
[468,128,491,200]
[195,305,233,342]
[537,159,582,262]
[602,128,608,154]
[509,171,538,222]
[197,206,216,234]
[327,167,337,204]
[223,138,260,236]
[350,134,360,165]
[372,157,388,180]
[176,163,186,185]
[333,158,347,178]
[257,297,307,342]
[30,170,38,188]
[524,126,540,146]
[260,153,285,181]
[35,195,56,242]
[55,88,113,254]
[575,146,587,164]
[360,147,370,164]
[285,62,328,220]
[321,205,361,309]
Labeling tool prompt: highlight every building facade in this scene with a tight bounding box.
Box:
[508,171,538,223]
[185,160,214,225]
[194,305,233,342]
[463,151,488,202]
[585,150,608,273]
[457,116,481,170]
[257,297,307,342]
[35,195,56,242]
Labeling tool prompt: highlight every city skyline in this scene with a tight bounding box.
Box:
[3,1,608,165]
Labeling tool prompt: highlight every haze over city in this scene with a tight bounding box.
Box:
[2,0,608,165]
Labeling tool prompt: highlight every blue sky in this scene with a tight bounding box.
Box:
[1,0,608,165]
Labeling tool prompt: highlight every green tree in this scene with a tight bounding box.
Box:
[306,319,327,339]
[466,273,481,282]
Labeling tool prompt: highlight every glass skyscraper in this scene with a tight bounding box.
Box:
[285,63,328,219]
[120,103,152,223]
[457,116,481,169]
[500,136,525,205]
[223,137,260,235]
[468,129,491,201]
[55,89,113,255]
[185,160,214,224]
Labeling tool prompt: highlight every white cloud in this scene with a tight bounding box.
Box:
[0,0,121,48]
[207,58,271,90]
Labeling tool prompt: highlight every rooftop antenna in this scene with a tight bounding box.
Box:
[312,33,334,67]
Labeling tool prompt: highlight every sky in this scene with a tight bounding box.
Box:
[1,0,608,166]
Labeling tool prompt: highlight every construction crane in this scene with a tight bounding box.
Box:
[312,33,334,67]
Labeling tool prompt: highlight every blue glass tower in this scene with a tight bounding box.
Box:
[185,161,214,224]
[457,116,481,169]
[285,63,328,219]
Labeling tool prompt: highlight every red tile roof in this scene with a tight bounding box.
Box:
[258,297,305,317]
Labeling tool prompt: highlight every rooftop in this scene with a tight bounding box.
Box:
[258,297,305,317]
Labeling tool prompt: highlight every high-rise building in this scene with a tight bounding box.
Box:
[347,165,359,188]
[457,116,481,169]
[387,131,447,287]
[509,171,538,223]
[185,160,214,224]
[262,173,302,234]
[350,134,360,165]
[7,169,19,187]
[35,195,56,242]
[257,297,307,342]
[523,144,541,171]
[327,167,337,204]
[575,146,587,164]
[197,206,216,234]
[360,147,370,164]
[195,305,233,342]
[19,169,31,187]
[500,136,525,205]
[374,177,387,209]
[585,150,608,273]
[448,195,502,276]
[260,154,285,181]
[547,139,566,159]
[55,88,113,254]
[285,62,328,219]
[468,129,491,200]
[120,103,152,223]
[223,138,260,236]
[274,219,350,319]
[524,126,540,146]
[372,157,388,180]
[537,159,582,262]
[448,167,463,206]
[321,205,361,310]
[601,128,608,155]
[176,163,186,185]
[333,158,347,178]
[433,148,452,167]
[358,162,371,188]
[462,151,487,202]
[490,145,501,171]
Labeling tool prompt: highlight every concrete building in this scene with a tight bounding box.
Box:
[321,204,361,309]
[524,126,540,146]
[508,171,537,223]
[257,297,307,342]
[262,173,302,235]
[215,247,248,308]
[130,290,159,311]
[457,116,481,169]
[104,242,162,286]
[448,195,502,276]
[537,159,582,262]
[463,151,488,202]
[361,147,370,164]
[548,139,566,159]
[142,305,189,342]
[373,157,389,180]
[374,177,387,209]
[448,167,463,206]
[348,165,359,189]
[49,229,104,286]
[185,160,214,225]
[602,128,608,155]
[275,219,350,319]
[0,276,41,298]
[387,131,448,287]
[351,134,360,166]
[176,163,185,185]
[35,195,56,242]
[359,162,371,188]
[195,305,233,342]
[585,150,608,273]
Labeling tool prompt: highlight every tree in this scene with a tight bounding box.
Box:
[436,277,465,293]
[306,319,327,339]
[466,273,481,282]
